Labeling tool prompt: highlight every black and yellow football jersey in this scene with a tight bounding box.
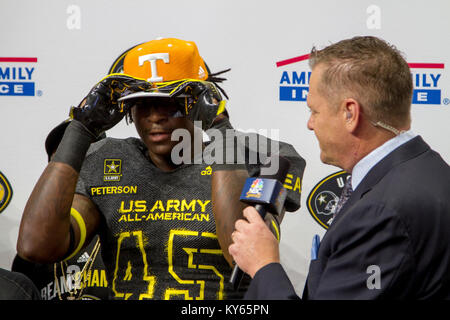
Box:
[76,135,305,300]
[76,137,246,300]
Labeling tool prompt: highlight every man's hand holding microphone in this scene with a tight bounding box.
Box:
[229,206,281,278]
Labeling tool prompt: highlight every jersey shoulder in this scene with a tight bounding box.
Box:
[85,137,144,158]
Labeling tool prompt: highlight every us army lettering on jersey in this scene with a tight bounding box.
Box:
[118,199,211,222]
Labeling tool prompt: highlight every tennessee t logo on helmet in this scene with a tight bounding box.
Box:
[123,38,209,83]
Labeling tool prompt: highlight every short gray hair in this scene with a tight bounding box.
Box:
[309,36,413,128]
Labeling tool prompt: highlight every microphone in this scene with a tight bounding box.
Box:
[229,155,291,290]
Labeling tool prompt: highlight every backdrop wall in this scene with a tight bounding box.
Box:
[1,0,449,296]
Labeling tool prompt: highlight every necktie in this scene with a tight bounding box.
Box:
[333,176,353,217]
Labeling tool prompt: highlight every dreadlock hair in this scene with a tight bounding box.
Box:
[204,63,231,100]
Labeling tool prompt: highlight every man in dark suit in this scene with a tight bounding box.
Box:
[228,36,450,299]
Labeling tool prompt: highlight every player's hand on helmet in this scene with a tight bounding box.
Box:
[70,74,152,138]
[169,80,227,131]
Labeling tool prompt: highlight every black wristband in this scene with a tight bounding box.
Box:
[51,120,96,172]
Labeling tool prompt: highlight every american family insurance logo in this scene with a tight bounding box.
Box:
[0,57,40,96]
[276,54,448,105]
[277,54,311,102]
[410,63,447,105]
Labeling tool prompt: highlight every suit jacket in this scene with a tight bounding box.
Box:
[245,136,450,299]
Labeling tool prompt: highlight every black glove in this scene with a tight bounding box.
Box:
[52,75,152,172]
[167,80,227,131]
[70,74,152,138]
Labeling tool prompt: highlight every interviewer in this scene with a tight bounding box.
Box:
[229,36,450,300]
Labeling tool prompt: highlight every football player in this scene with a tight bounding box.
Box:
[17,38,305,300]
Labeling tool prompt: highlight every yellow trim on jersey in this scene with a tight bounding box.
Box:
[271,220,280,242]
[64,208,87,261]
